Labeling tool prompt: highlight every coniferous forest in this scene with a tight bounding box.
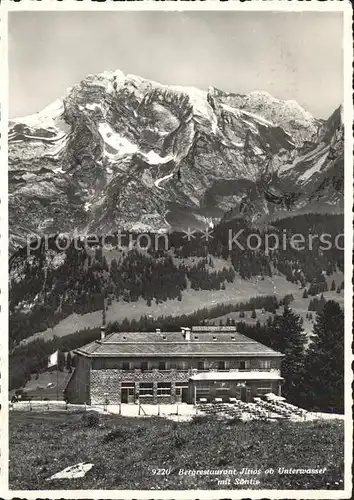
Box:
[9,213,345,413]
[10,213,343,345]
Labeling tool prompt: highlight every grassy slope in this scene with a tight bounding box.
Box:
[209,272,344,337]
[9,411,344,490]
[10,370,72,401]
[22,274,306,343]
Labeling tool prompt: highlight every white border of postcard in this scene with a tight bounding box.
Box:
[0,1,352,499]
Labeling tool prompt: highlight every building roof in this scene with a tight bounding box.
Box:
[189,371,283,381]
[75,330,283,358]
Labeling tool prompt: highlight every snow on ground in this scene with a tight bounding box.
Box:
[98,122,138,156]
[241,118,259,135]
[221,103,241,118]
[279,144,328,174]
[240,109,275,128]
[11,99,70,135]
[45,134,69,159]
[155,172,174,189]
[53,166,65,174]
[86,102,103,112]
[170,85,209,118]
[298,151,328,182]
[145,150,174,165]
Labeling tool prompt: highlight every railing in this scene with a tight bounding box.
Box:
[117,367,277,373]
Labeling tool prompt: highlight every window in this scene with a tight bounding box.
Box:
[216,382,230,391]
[196,385,210,395]
[218,360,229,371]
[121,382,135,388]
[179,361,188,371]
[256,382,273,395]
[139,382,153,396]
[158,361,166,371]
[157,382,171,395]
[175,382,188,396]
[196,389,209,396]
[141,361,148,372]
[260,360,271,369]
[239,360,250,370]
[197,361,206,371]
[122,361,130,370]
[169,361,176,370]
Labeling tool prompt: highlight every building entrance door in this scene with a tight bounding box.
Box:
[240,386,247,402]
[121,388,128,403]
[181,388,188,403]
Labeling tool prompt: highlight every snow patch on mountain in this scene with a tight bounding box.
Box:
[98,122,138,156]
[155,172,174,190]
[11,99,70,134]
[298,152,328,182]
[240,109,275,127]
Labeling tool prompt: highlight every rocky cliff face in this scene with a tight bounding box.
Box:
[9,70,343,251]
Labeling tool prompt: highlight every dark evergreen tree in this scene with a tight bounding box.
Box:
[302,288,308,299]
[301,300,344,412]
[269,307,307,403]
[330,280,336,291]
[66,351,72,371]
[57,350,65,372]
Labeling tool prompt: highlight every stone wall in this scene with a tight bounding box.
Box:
[66,355,91,404]
[87,356,282,404]
[90,369,190,404]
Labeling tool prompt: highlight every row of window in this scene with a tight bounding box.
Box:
[196,382,273,395]
[118,360,272,371]
[122,382,187,396]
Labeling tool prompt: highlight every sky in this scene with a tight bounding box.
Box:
[9,11,343,119]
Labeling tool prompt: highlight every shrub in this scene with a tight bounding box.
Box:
[228,415,243,425]
[102,427,127,443]
[173,430,186,449]
[84,412,100,428]
[191,414,219,425]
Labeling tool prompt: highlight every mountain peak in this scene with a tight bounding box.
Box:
[8,68,343,251]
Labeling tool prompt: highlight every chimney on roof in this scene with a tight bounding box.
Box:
[156,328,161,334]
[184,327,191,341]
[101,296,106,341]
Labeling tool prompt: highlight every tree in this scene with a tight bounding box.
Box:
[268,306,307,403]
[330,280,336,291]
[302,288,308,299]
[301,300,344,412]
[58,350,65,372]
[251,309,257,319]
[66,351,72,372]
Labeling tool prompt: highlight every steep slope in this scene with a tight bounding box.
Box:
[9,70,343,251]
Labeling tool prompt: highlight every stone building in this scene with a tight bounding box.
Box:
[65,326,284,405]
